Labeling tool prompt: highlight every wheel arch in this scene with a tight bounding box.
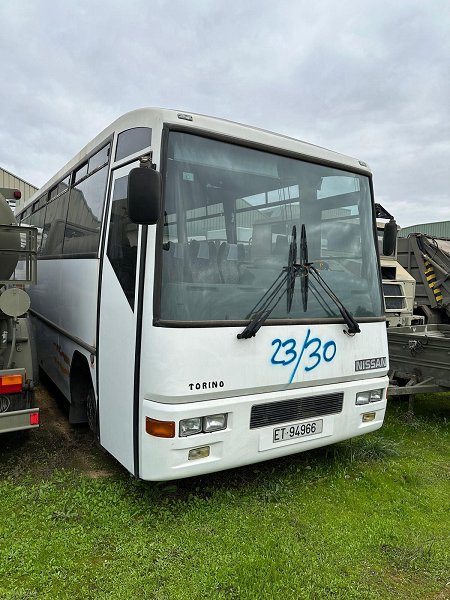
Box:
[69,351,97,434]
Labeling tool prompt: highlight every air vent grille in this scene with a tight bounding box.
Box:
[250,393,344,429]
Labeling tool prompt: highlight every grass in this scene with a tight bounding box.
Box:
[0,393,449,599]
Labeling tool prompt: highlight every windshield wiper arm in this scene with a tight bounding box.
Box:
[237,223,361,339]
[298,224,360,335]
[286,225,298,313]
[238,227,299,339]
[307,264,361,335]
[299,224,309,312]
[237,269,289,339]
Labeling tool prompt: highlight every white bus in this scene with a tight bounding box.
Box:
[18,108,391,481]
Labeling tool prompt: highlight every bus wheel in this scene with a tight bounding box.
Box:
[69,352,97,436]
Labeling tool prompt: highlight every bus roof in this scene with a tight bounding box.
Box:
[23,107,372,211]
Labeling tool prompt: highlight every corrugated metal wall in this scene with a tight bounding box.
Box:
[0,167,38,213]
[399,220,450,239]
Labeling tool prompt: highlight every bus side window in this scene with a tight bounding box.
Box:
[29,204,46,253]
[20,213,32,226]
[115,128,152,162]
[62,165,108,256]
[41,191,70,256]
[106,175,138,310]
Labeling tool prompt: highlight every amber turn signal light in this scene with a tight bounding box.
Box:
[146,417,175,438]
[0,374,23,394]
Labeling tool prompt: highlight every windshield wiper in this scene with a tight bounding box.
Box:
[237,223,361,339]
[286,225,298,313]
[300,224,360,336]
[299,224,309,312]
[237,226,299,339]
[307,265,361,335]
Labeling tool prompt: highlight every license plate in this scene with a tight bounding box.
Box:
[273,419,323,443]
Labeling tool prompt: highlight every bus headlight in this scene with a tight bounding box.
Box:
[356,391,370,405]
[356,389,384,405]
[179,417,202,437]
[179,413,228,437]
[203,413,227,433]
[369,389,383,402]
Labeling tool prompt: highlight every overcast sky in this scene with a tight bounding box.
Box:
[1,0,448,227]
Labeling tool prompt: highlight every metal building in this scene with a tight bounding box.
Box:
[399,220,450,239]
[0,167,37,213]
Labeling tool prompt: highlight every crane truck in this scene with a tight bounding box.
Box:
[376,205,450,401]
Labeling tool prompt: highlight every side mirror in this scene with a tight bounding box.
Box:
[382,218,397,256]
[127,166,161,225]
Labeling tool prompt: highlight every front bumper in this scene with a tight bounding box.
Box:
[139,376,388,481]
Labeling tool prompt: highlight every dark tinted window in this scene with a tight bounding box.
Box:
[106,174,138,309]
[29,206,47,252]
[89,144,110,173]
[41,191,70,255]
[30,205,46,228]
[50,178,70,200]
[383,283,405,309]
[62,164,108,255]
[74,163,88,183]
[57,177,70,195]
[20,197,44,224]
[115,128,152,161]
[20,213,32,225]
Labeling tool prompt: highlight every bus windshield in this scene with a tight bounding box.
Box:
[159,131,382,323]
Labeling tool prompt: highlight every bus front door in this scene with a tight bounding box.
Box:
[98,163,141,474]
